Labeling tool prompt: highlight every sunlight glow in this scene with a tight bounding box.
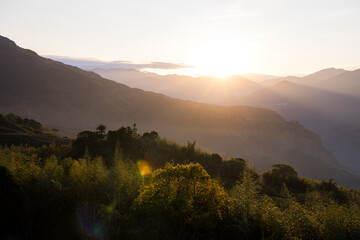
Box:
[189,39,256,77]
[137,160,152,176]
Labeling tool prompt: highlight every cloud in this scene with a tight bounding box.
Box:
[142,62,192,69]
[44,56,193,70]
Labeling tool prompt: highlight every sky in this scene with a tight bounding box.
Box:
[1,0,360,76]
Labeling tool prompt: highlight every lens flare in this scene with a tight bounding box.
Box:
[137,160,152,176]
[106,202,115,214]
[76,203,106,239]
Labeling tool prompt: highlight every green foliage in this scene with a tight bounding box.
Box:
[316,202,360,240]
[0,125,359,240]
[70,126,250,188]
[228,169,283,239]
[133,163,226,239]
[262,164,311,199]
[107,144,142,212]
[279,186,319,239]
[218,157,247,189]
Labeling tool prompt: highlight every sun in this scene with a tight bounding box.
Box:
[189,39,255,77]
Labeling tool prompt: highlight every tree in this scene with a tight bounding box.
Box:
[96,124,106,139]
[228,169,282,239]
[133,163,226,239]
[280,185,318,239]
[262,164,303,195]
[220,158,246,188]
[141,131,159,140]
[107,144,141,211]
[272,164,298,180]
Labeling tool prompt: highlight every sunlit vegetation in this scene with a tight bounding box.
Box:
[1,122,360,240]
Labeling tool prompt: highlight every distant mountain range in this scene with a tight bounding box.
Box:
[92,68,263,104]
[259,68,347,87]
[226,70,360,174]
[48,56,278,104]
[1,35,359,188]
[44,56,193,71]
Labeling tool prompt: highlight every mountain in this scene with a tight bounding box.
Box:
[313,69,360,97]
[1,35,359,188]
[303,68,347,84]
[238,80,360,131]
[49,55,277,83]
[239,73,278,82]
[92,68,263,104]
[259,76,302,87]
[234,80,360,174]
[258,68,347,87]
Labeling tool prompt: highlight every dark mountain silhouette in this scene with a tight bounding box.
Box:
[1,35,359,187]
[234,80,360,174]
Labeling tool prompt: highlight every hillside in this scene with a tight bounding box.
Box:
[0,35,359,187]
[313,69,360,97]
[0,113,69,147]
[233,80,360,174]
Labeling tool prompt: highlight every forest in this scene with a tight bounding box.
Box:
[0,114,360,240]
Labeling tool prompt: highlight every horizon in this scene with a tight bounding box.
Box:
[1,0,360,76]
[43,54,355,79]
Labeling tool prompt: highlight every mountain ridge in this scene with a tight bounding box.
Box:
[234,79,360,174]
[92,67,263,104]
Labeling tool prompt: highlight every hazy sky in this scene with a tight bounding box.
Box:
[1,0,360,76]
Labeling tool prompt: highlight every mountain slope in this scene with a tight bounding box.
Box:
[236,80,360,174]
[303,68,347,84]
[313,69,360,97]
[258,68,347,87]
[1,35,359,188]
[0,113,69,147]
